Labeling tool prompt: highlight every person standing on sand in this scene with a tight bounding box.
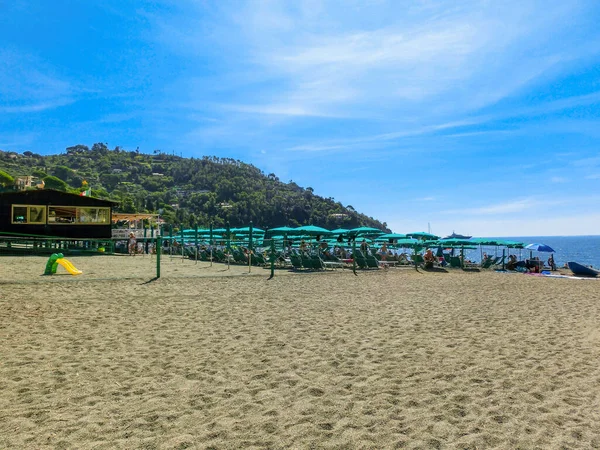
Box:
[548,254,556,271]
[128,232,137,255]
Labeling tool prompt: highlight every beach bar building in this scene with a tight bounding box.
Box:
[0,190,115,239]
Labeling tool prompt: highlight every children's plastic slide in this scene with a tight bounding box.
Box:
[56,258,82,275]
[44,253,82,275]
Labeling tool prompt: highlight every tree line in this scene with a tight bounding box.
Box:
[0,144,390,231]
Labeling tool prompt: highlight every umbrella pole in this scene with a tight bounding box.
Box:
[248,222,253,273]
[226,221,231,270]
[352,238,357,276]
[209,222,213,267]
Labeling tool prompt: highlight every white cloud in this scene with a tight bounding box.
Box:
[0,49,80,114]
[442,197,566,216]
[550,176,568,183]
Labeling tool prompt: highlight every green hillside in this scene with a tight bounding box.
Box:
[0,144,390,231]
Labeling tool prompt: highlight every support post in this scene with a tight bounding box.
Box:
[268,238,275,280]
[352,237,357,276]
[156,237,162,279]
[248,221,253,273]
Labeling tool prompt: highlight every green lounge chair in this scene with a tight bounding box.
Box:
[289,253,304,270]
[411,254,425,268]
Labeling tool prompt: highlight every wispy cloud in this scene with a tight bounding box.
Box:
[442,197,565,216]
[222,103,341,118]
[0,49,76,114]
[0,100,74,114]
[550,176,568,183]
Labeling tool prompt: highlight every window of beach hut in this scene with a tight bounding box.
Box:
[11,205,46,224]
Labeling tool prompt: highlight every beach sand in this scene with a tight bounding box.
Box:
[1,256,600,448]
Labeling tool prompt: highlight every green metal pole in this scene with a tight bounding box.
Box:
[143,223,148,254]
[209,222,213,267]
[248,221,253,273]
[352,237,357,276]
[226,221,231,270]
[180,226,184,262]
[268,238,275,280]
[156,236,162,278]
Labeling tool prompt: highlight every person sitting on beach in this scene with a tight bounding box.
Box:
[128,232,137,255]
[360,240,368,253]
[507,254,517,270]
[379,243,388,261]
[300,240,308,253]
[423,248,436,269]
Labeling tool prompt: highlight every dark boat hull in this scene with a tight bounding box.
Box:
[567,261,599,277]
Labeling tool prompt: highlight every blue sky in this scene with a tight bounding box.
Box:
[2,0,600,236]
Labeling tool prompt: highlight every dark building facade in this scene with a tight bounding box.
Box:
[0,190,116,238]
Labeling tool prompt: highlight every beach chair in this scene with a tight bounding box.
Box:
[365,254,380,269]
[480,257,495,269]
[253,253,267,266]
[289,253,304,270]
[351,250,370,269]
[411,254,425,269]
[232,249,248,264]
[493,255,506,269]
[311,255,325,270]
[214,249,228,262]
[449,256,462,268]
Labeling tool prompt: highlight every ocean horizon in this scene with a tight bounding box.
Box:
[464,235,600,269]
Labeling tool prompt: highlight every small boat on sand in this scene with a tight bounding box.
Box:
[567,261,599,277]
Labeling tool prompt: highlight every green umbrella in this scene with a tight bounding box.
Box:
[438,238,473,246]
[331,228,350,234]
[267,226,295,233]
[378,233,407,240]
[394,238,421,248]
[406,231,440,240]
[349,226,384,236]
[233,226,265,234]
[293,225,332,236]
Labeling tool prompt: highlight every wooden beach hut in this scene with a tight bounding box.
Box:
[0,189,116,239]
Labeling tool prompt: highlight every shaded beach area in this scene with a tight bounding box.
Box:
[1,256,600,448]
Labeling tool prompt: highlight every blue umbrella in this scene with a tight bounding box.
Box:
[525,243,555,253]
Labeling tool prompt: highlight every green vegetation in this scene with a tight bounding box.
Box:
[0,169,14,187]
[0,145,390,230]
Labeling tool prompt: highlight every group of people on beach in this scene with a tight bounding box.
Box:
[506,254,556,272]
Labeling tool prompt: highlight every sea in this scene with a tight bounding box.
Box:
[462,235,600,269]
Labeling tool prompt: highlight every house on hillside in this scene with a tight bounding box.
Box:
[0,189,116,238]
[14,176,34,190]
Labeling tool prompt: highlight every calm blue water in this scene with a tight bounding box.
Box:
[463,235,600,269]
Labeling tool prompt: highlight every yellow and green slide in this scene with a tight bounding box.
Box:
[44,253,82,276]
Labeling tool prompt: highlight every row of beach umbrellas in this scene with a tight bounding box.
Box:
[166,224,556,255]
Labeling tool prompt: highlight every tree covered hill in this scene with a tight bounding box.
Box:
[0,144,390,231]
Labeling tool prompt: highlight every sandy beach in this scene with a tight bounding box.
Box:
[1,255,600,448]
